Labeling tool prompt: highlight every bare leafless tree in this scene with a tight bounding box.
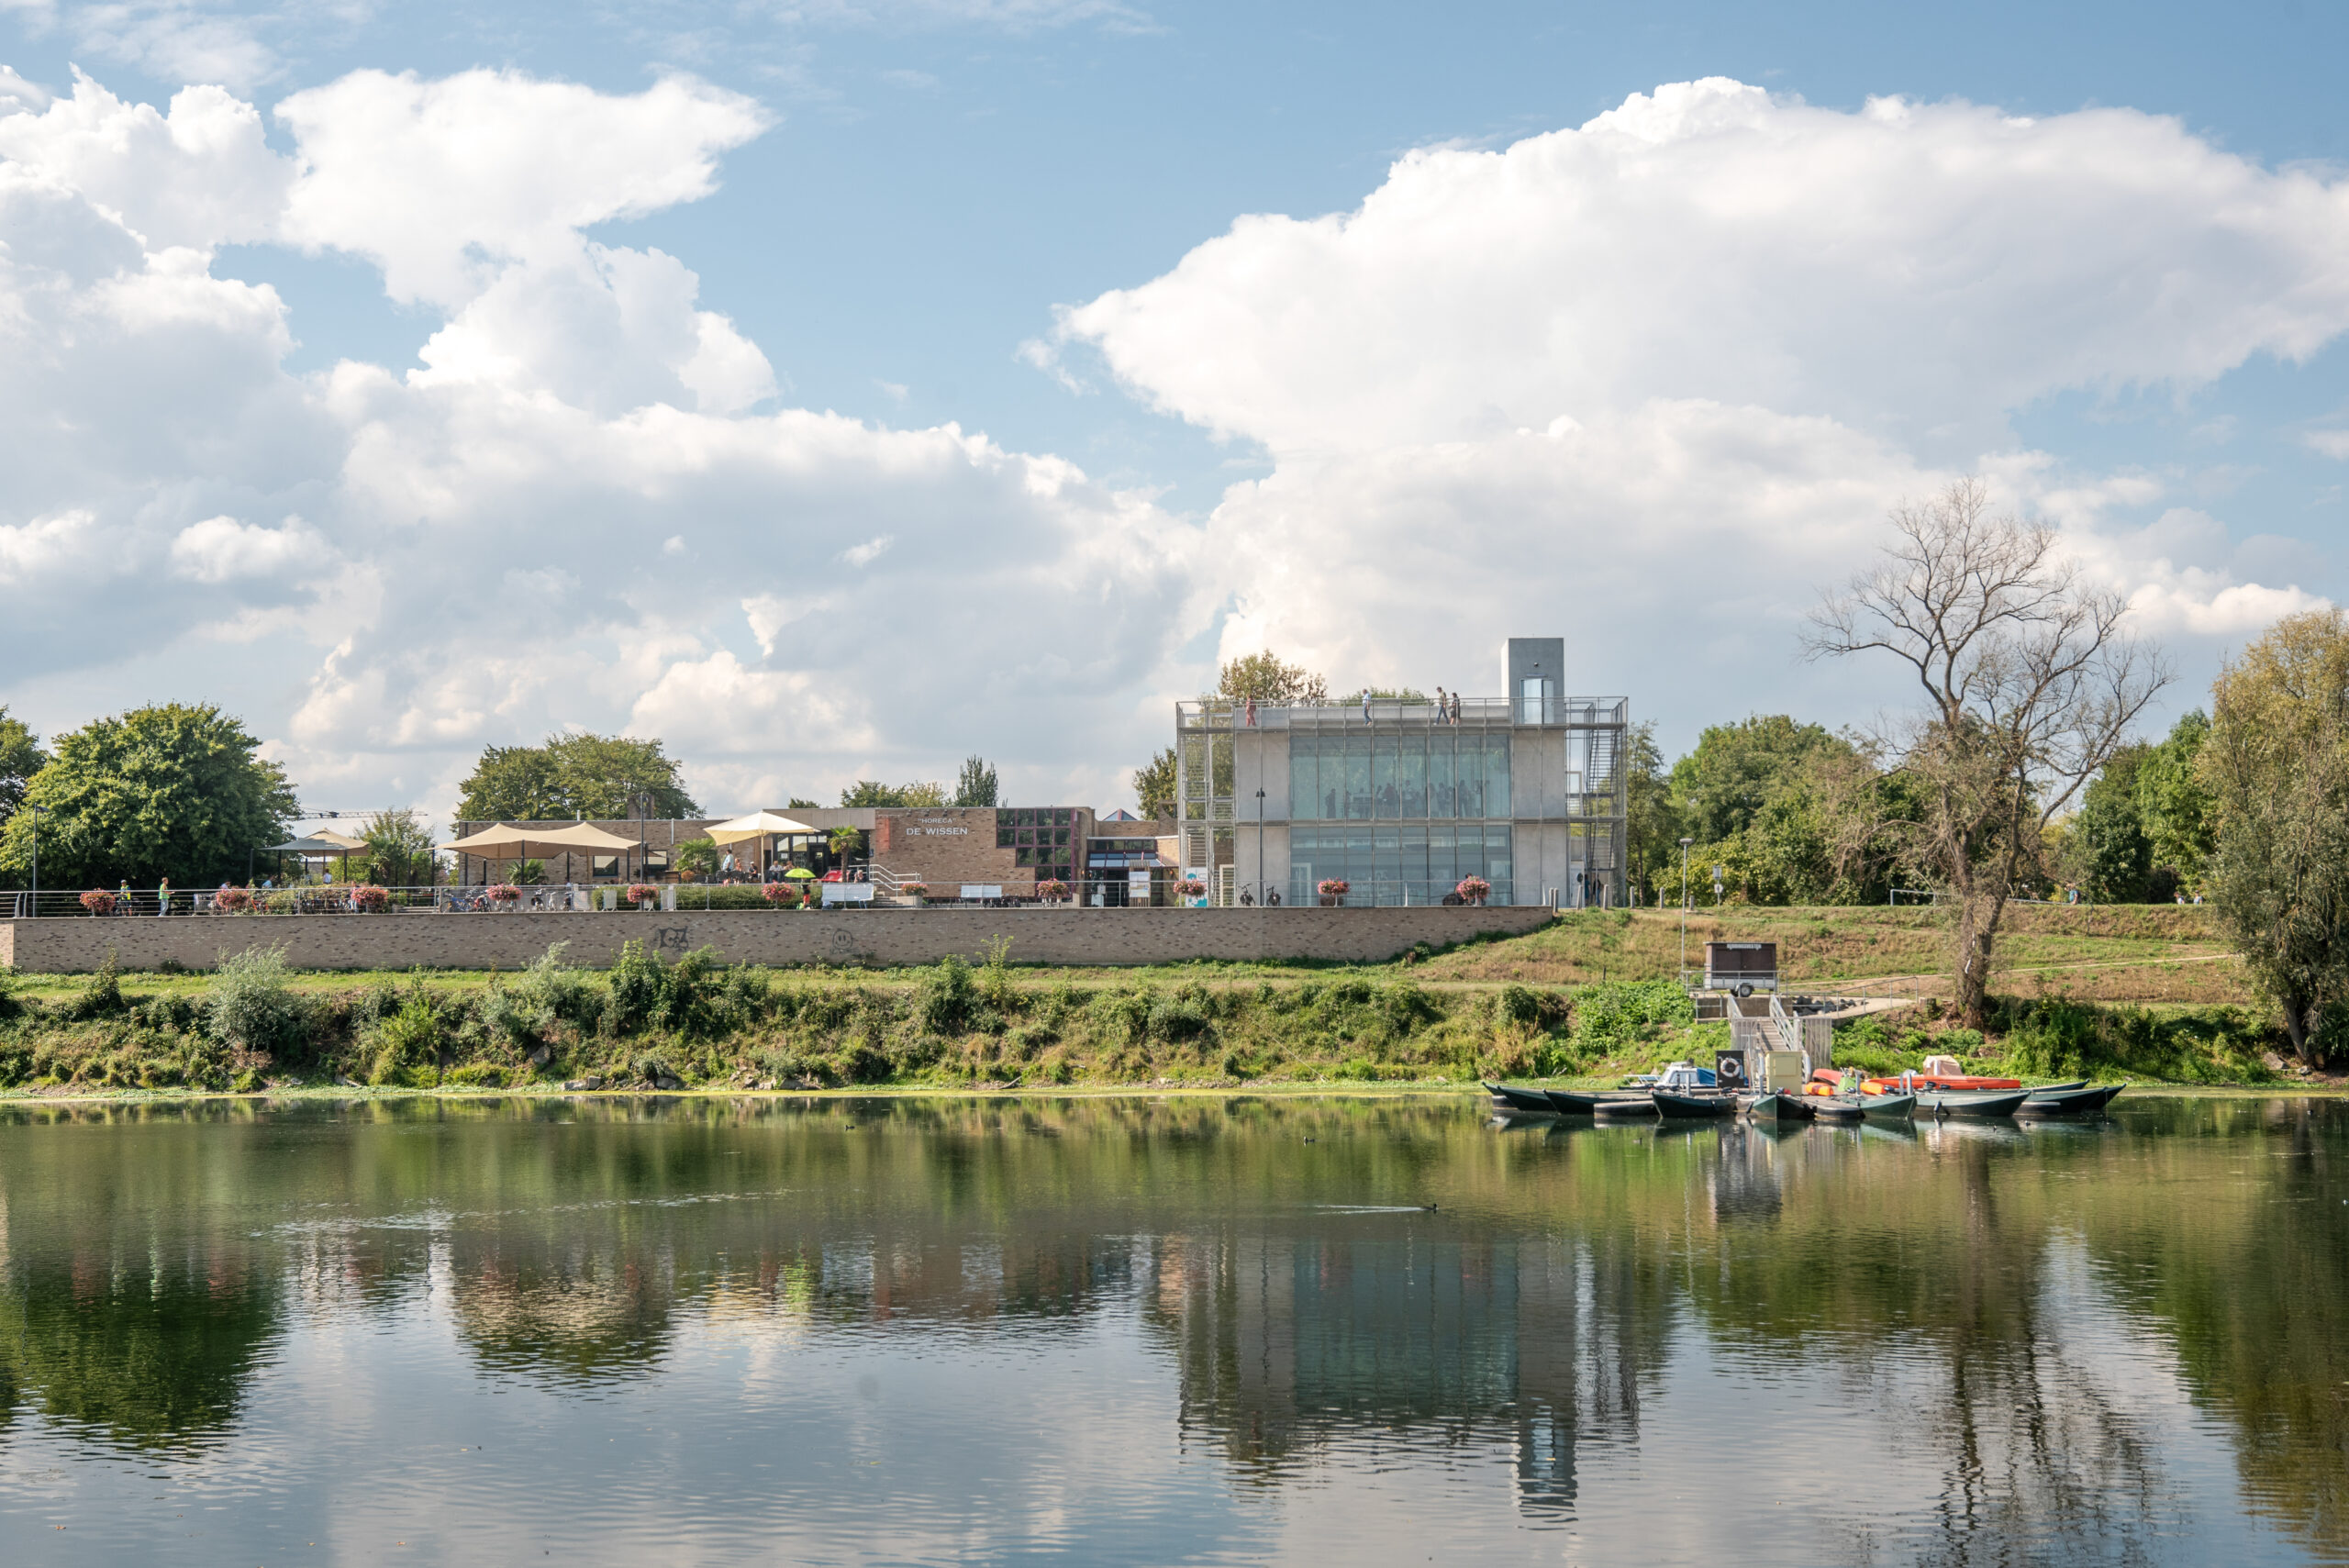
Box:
[1803,479,2171,1029]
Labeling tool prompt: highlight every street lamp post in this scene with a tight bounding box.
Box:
[1678,837,1694,983]
[28,804,39,917]
[1254,788,1266,906]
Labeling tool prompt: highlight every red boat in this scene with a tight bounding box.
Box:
[1862,1073,2022,1093]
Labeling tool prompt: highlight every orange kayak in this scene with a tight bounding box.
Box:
[1863,1073,2022,1092]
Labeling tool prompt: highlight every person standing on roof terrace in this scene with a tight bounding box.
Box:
[1244,695,1256,727]
[1433,687,1445,723]
[1362,688,1372,721]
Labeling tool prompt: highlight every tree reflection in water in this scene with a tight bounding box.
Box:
[0,1094,2341,1562]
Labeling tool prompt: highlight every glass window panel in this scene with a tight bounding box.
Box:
[1291,737,1319,820]
[1372,736,1397,818]
[1486,825,1513,885]
[1017,848,1035,866]
[1345,740,1371,820]
[1210,736,1234,801]
[1457,739,1484,818]
[1486,735,1511,818]
[1430,736,1453,818]
[1429,823,1455,888]
[1322,740,1342,822]
[1399,734,1427,817]
[1347,827,1374,862]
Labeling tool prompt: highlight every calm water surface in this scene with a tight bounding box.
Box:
[0,1094,2343,1565]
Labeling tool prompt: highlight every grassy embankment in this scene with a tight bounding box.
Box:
[0,906,2284,1097]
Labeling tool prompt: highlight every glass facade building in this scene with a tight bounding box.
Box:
[1173,638,1628,909]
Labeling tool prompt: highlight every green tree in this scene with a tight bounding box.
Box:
[2066,745,2154,902]
[840,780,948,807]
[2138,709,2216,890]
[0,705,46,826]
[2201,611,2349,1066]
[674,837,719,881]
[1133,748,1176,820]
[954,755,1000,806]
[1665,715,1886,905]
[1622,722,1680,903]
[1216,651,1328,704]
[453,734,698,821]
[0,704,298,887]
[360,808,436,887]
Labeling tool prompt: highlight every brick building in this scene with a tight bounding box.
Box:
[869,806,1097,899]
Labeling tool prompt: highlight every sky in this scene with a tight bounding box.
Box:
[1,0,2345,822]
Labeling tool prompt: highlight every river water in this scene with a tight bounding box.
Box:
[0,1094,2342,1565]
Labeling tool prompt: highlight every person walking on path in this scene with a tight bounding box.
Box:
[157,876,171,917]
[1361,688,1372,722]
[1433,687,1445,724]
[117,879,132,916]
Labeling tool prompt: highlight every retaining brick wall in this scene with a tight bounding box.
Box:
[0,906,1553,973]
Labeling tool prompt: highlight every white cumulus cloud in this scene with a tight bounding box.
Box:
[1058,79,2349,717]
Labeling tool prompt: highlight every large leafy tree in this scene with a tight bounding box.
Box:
[454,733,699,821]
[0,706,46,828]
[840,780,947,807]
[360,808,437,886]
[1216,651,1328,704]
[1805,479,2167,1029]
[2138,709,2216,890]
[1621,722,1680,904]
[1663,715,1898,906]
[1133,748,1176,820]
[2201,611,2349,1066]
[2065,744,2154,902]
[953,756,999,806]
[0,704,298,887]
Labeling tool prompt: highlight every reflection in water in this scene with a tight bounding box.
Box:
[0,1095,2342,1564]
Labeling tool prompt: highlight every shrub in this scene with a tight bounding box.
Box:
[1149,991,1213,1041]
[204,946,306,1056]
[511,942,602,1033]
[917,955,975,1036]
[606,940,664,1035]
[215,885,252,913]
[672,884,779,911]
[1381,981,1439,1033]
[371,985,443,1084]
[61,953,129,1020]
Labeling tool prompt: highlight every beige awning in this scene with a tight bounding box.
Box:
[437,822,640,858]
[702,810,819,847]
[314,828,367,850]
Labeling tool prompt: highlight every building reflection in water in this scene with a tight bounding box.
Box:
[0,1095,2345,1561]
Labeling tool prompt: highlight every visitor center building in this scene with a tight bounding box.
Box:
[1172,638,1630,908]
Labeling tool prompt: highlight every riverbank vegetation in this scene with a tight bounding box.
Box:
[0,911,2284,1096]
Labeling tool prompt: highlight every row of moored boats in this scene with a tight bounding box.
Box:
[1485,1063,2126,1125]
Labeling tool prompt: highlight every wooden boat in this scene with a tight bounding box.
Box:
[1858,1091,1916,1121]
[2016,1083,2128,1116]
[1913,1087,2032,1118]
[1653,1089,1734,1119]
[1740,1091,1815,1122]
[1484,1083,1558,1117]
[1545,1087,1654,1116]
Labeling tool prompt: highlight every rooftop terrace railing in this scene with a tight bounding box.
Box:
[1177,695,1627,729]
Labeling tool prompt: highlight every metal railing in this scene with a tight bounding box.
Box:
[1177,696,1627,731]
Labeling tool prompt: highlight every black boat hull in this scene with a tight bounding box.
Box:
[1653,1090,1733,1118]
[1484,1083,1558,1117]
[2017,1083,2128,1116]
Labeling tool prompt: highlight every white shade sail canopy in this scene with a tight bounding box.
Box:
[702,811,819,847]
[261,834,360,854]
[437,822,640,858]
